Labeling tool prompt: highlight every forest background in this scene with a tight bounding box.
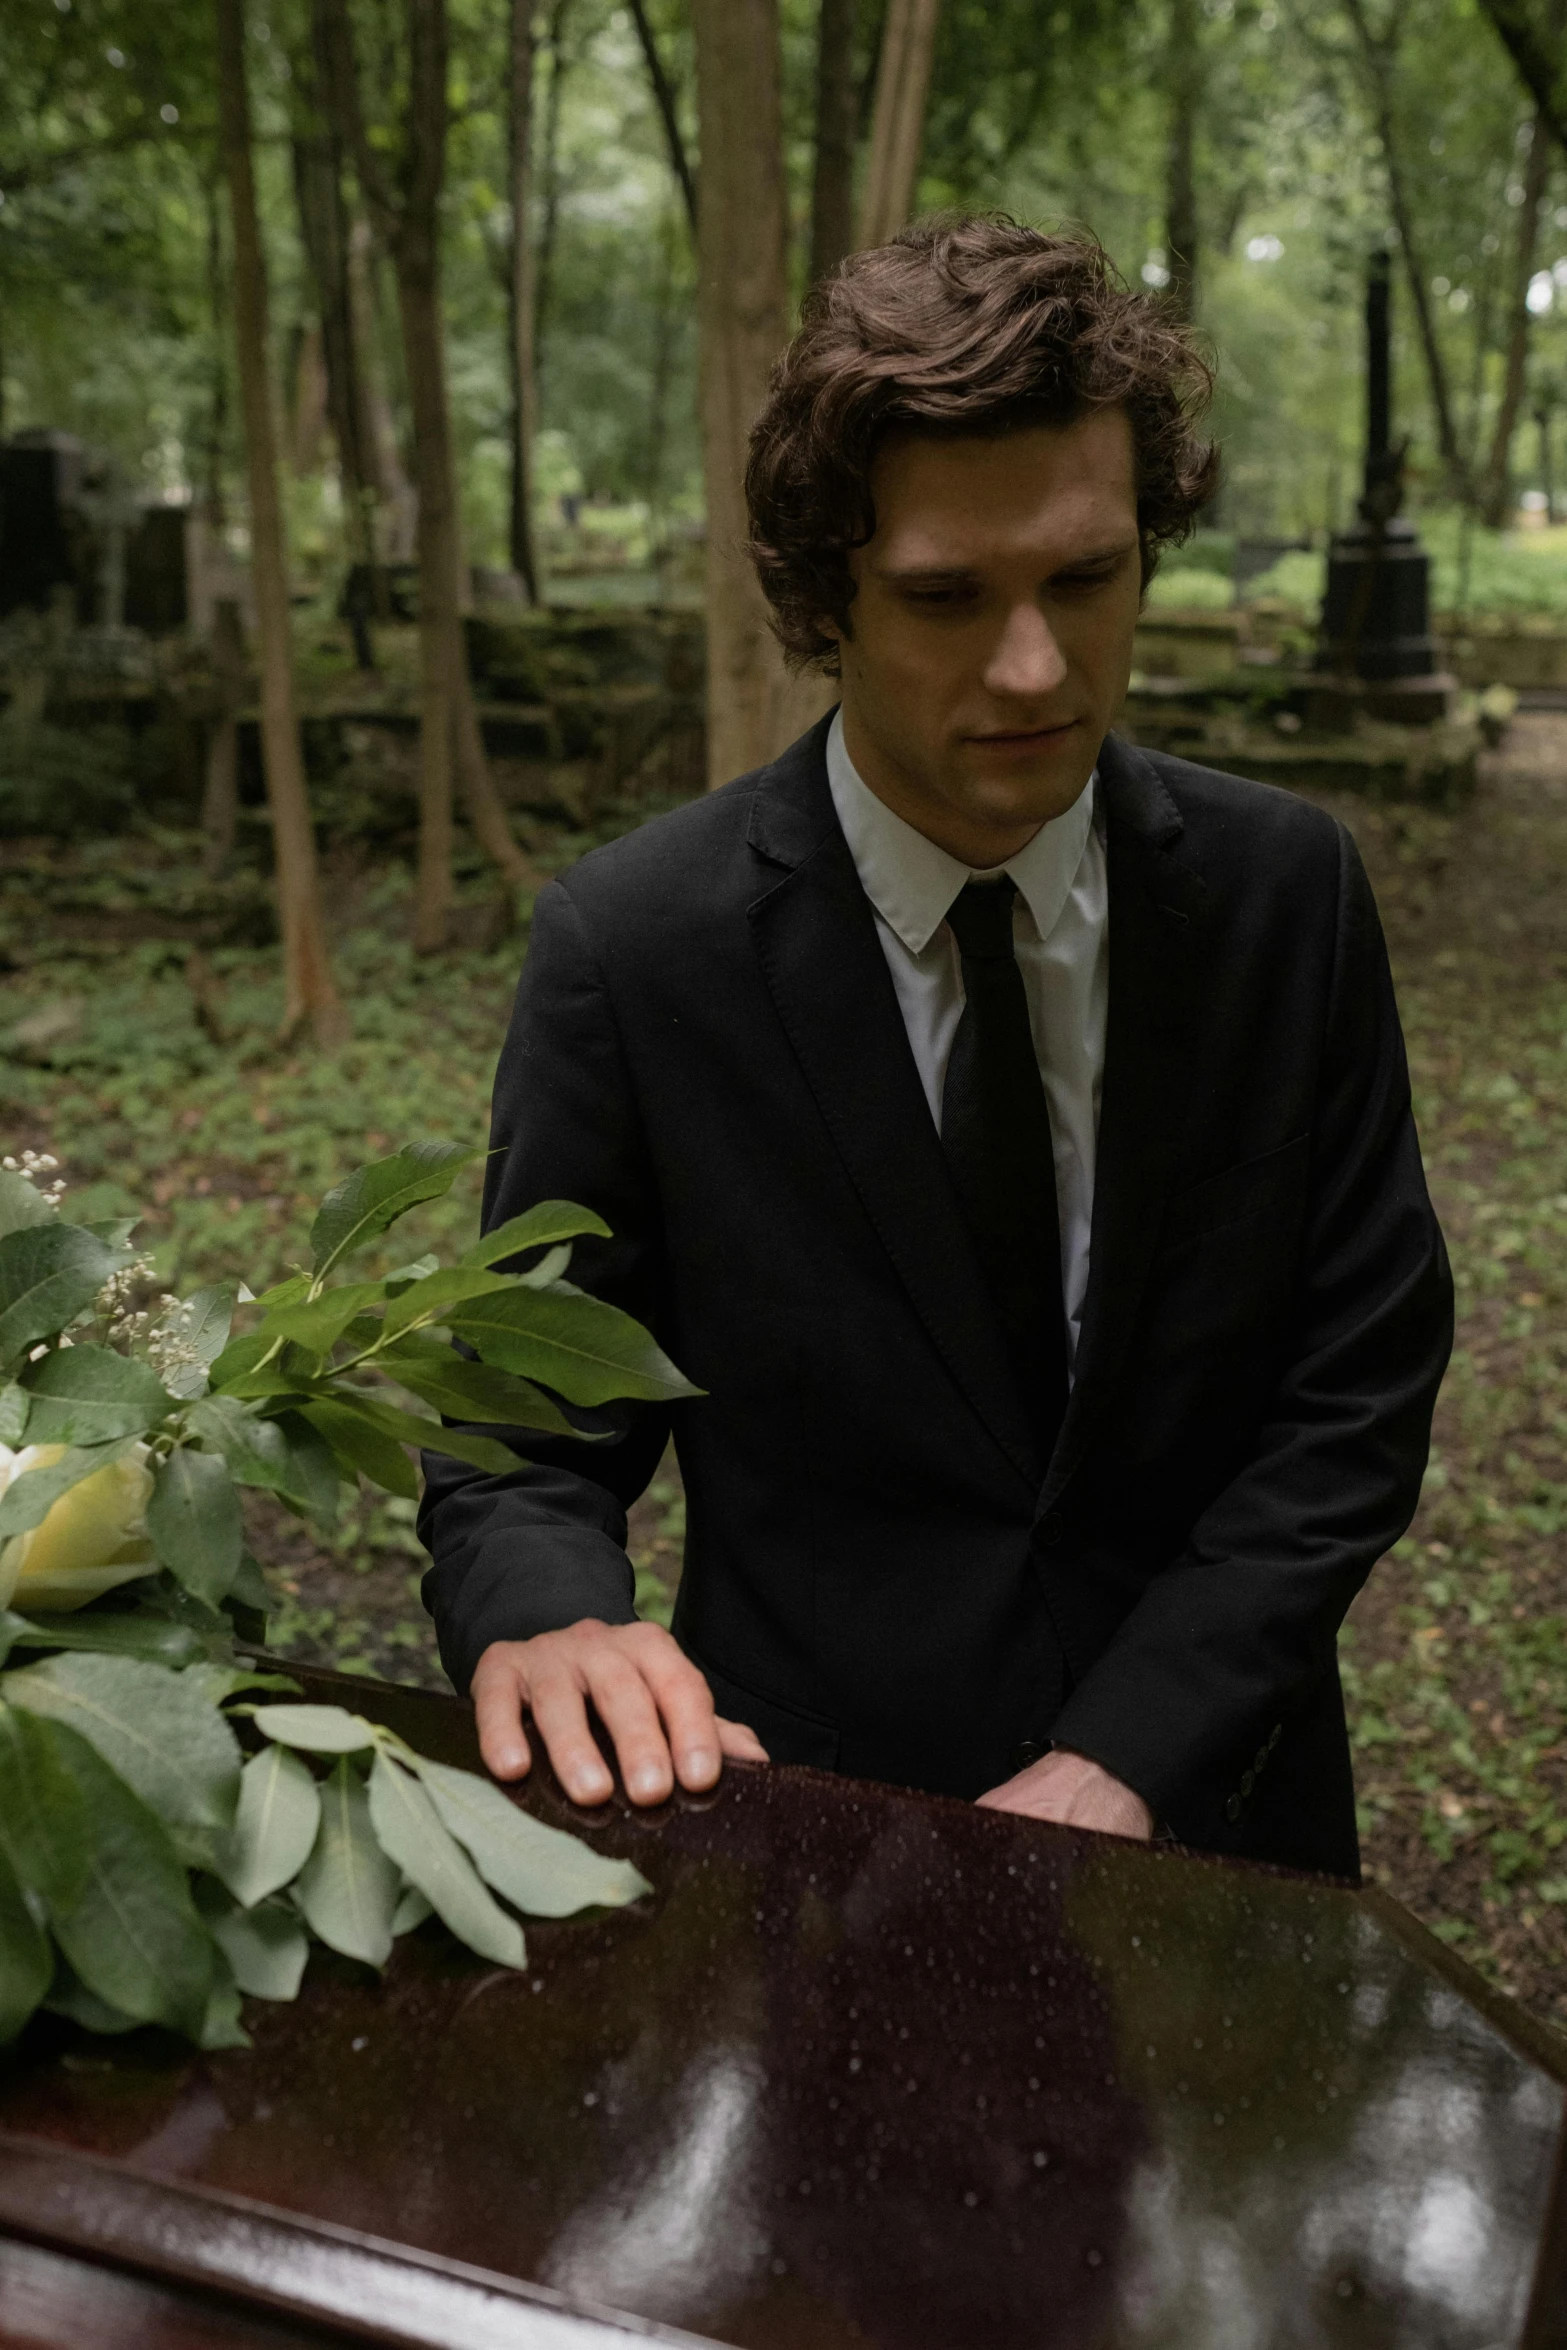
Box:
[3,0,1567,2031]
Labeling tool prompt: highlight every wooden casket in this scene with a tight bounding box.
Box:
[0,1660,1563,2350]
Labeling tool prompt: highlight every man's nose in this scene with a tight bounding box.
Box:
[983,602,1068,699]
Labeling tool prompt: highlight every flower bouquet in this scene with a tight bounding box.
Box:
[0,1141,693,2049]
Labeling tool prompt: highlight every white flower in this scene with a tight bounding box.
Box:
[0,1443,157,1614]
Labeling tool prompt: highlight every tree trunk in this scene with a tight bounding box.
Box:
[1164,0,1201,320]
[1345,0,1470,500]
[1482,107,1554,528]
[350,219,417,562]
[856,0,941,247]
[214,0,347,1046]
[201,596,245,880]
[1476,0,1567,151]
[320,0,527,944]
[203,172,228,530]
[627,0,698,236]
[810,0,858,285]
[508,0,541,599]
[690,0,799,787]
[291,42,382,587]
[536,0,574,366]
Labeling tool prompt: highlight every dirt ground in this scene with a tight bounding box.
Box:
[253,718,1567,2036]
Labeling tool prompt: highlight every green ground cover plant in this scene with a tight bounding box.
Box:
[2,729,1564,2030]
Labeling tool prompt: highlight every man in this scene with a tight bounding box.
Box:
[420,217,1452,1877]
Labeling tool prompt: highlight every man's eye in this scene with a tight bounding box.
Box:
[1055,568,1117,592]
[904,586,975,609]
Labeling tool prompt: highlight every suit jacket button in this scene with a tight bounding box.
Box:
[1269,1723,1282,1748]
[1255,1746,1269,1773]
[1012,1740,1045,1771]
[1241,1769,1254,1797]
[1226,1794,1242,1822]
[1037,1513,1064,1548]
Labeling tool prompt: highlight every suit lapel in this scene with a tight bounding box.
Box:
[1040,731,1206,1509]
[746,722,1042,1497]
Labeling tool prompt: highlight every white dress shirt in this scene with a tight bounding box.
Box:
[825,708,1109,1369]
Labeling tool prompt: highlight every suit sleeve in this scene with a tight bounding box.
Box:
[417,879,672,1695]
[1049,822,1453,1839]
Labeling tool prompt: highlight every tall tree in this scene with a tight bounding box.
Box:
[857,0,942,246]
[1476,0,1567,146]
[1481,104,1555,525]
[508,0,541,598]
[1164,0,1202,319]
[809,0,859,284]
[1344,0,1472,501]
[627,0,699,237]
[690,0,793,786]
[317,0,528,950]
[213,0,347,1046]
[290,19,384,616]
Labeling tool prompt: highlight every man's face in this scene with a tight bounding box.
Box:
[833,409,1142,866]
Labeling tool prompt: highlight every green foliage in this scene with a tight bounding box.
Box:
[0,1137,670,2046]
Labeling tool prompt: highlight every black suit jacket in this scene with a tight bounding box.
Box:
[420,718,1452,1877]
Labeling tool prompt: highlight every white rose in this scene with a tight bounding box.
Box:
[0,1442,158,1614]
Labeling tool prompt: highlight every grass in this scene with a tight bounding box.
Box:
[2,721,1564,2034]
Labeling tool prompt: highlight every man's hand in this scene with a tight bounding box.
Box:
[975,1746,1152,1840]
[471,1620,769,1805]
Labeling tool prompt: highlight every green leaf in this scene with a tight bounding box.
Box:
[367,1752,525,1970]
[198,1955,252,2050]
[181,1663,299,1709]
[296,1398,418,1499]
[376,1340,576,1435]
[0,1842,53,2043]
[147,1446,243,1607]
[162,1283,239,1402]
[44,1718,214,2038]
[4,1652,241,1861]
[207,1332,301,1398]
[0,1222,122,1370]
[462,1202,611,1270]
[260,1280,388,1357]
[0,1437,138,1540]
[45,1959,140,2036]
[392,1882,433,1934]
[0,1168,56,1242]
[448,1279,701,1407]
[384,1253,439,1295]
[378,1266,515,1342]
[251,1702,378,1754]
[310,1142,480,1280]
[217,1743,322,1908]
[0,1696,88,1913]
[21,1345,174,1447]
[316,1391,529,1476]
[203,1888,308,2003]
[187,1396,339,1519]
[0,1381,29,1446]
[1,1609,207,1670]
[293,1756,400,1968]
[417,1756,652,1917]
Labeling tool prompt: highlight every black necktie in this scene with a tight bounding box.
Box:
[940,877,1069,1445]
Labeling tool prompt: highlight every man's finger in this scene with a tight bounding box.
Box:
[716,1715,770,1764]
[471,1650,534,1782]
[580,1650,680,1805]
[529,1664,617,1806]
[637,1643,726,1790]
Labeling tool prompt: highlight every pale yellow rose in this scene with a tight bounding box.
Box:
[0,1442,157,1614]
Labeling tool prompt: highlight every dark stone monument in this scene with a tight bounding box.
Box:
[0,433,96,623]
[1316,251,1453,724]
[1,1658,1563,2348]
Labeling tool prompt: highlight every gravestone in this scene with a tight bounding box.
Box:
[0,1659,1562,2349]
[1316,252,1453,724]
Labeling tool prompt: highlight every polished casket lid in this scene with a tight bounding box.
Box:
[1,1661,1563,2350]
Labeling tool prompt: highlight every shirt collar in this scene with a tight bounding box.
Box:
[825,707,1096,956]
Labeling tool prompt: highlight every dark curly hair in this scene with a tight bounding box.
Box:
[745,215,1220,674]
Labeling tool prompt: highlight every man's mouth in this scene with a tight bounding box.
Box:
[965,717,1081,748]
